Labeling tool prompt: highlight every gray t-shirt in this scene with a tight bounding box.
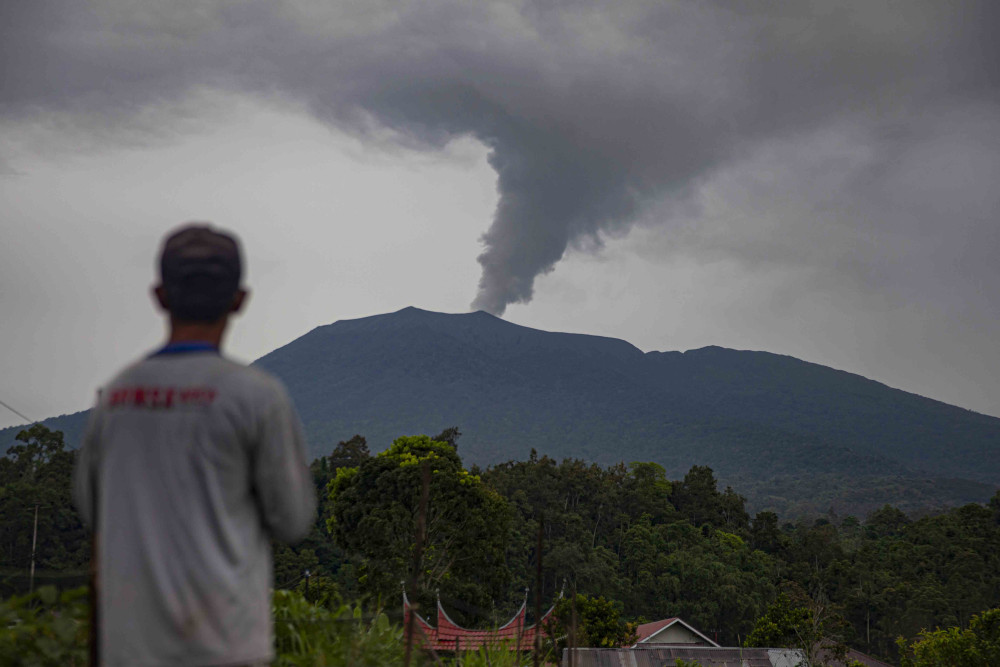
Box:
[73,350,317,666]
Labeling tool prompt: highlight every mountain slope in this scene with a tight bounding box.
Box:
[251,307,1000,483]
[4,306,998,515]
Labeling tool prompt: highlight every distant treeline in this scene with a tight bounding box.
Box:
[3,425,1000,664]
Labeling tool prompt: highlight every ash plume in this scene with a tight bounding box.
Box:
[2,0,998,315]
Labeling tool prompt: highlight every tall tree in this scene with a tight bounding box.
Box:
[327,435,510,625]
[0,425,88,594]
[898,607,1000,667]
[328,434,371,471]
[431,427,461,450]
[549,594,636,649]
[670,466,725,529]
[745,587,850,666]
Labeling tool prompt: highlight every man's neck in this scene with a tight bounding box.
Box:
[167,318,228,349]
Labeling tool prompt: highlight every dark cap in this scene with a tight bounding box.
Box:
[159,224,243,321]
[160,224,242,287]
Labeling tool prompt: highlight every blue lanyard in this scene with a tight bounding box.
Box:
[151,341,220,357]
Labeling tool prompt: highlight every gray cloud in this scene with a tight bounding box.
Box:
[2,0,998,314]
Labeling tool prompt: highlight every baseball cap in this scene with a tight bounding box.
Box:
[159,223,243,321]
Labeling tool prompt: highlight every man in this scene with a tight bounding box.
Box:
[74,224,317,666]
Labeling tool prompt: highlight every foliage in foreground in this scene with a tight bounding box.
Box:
[0,587,418,667]
[0,587,545,667]
[897,607,1000,667]
[449,641,528,667]
[0,586,88,667]
[272,589,406,666]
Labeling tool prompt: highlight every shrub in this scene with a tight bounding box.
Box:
[0,586,89,667]
[273,589,408,666]
[0,587,410,667]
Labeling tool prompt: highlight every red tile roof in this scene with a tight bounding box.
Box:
[634,617,679,642]
[634,617,720,647]
[403,590,557,652]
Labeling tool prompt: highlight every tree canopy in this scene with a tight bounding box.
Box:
[0,425,88,595]
[4,424,1000,665]
[327,435,510,626]
[898,607,1000,667]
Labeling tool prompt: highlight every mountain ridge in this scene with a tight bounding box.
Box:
[4,306,998,515]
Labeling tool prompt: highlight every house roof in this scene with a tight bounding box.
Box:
[402,588,558,652]
[634,617,721,647]
[830,647,895,667]
[634,617,677,641]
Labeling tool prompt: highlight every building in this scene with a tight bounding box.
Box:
[564,645,806,666]
[564,617,894,667]
[633,617,721,647]
[402,588,557,653]
[563,645,893,667]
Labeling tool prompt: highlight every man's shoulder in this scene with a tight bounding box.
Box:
[101,353,291,409]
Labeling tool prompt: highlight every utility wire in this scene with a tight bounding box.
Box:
[0,398,36,425]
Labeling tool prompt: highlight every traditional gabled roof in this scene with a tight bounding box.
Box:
[496,598,527,631]
[435,595,466,635]
[402,586,559,652]
[401,587,437,639]
[634,617,720,647]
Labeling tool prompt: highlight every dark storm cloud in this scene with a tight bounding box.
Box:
[2,0,998,314]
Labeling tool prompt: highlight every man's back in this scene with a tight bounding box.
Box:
[75,348,316,666]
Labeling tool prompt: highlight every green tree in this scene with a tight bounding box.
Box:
[327,435,510,625]
[482,454,625,611]
[627,461,674,524]
[670,466,722,528]
[328,434,371,471]
[550,594,637,649]
[273,435,370,602]
[670,466,749,534]
[0,425,88,594]
[746,588,850,666]
[865,505,910,539]
[898,607,1000,666]
[745,592,813,649]
[641,521,774,646]
[750,511,784,554]
[431,426,461,450]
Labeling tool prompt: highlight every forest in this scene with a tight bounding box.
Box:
[3,424,999,665]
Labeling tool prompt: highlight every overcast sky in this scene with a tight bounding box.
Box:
[2,0,999,429]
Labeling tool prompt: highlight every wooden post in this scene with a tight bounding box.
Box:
[569,582,577,667]
[29,504,39,594]
[516,587,528,665]
[404,461,432,667]
[89,518,100,665]
[533,513,543,667]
